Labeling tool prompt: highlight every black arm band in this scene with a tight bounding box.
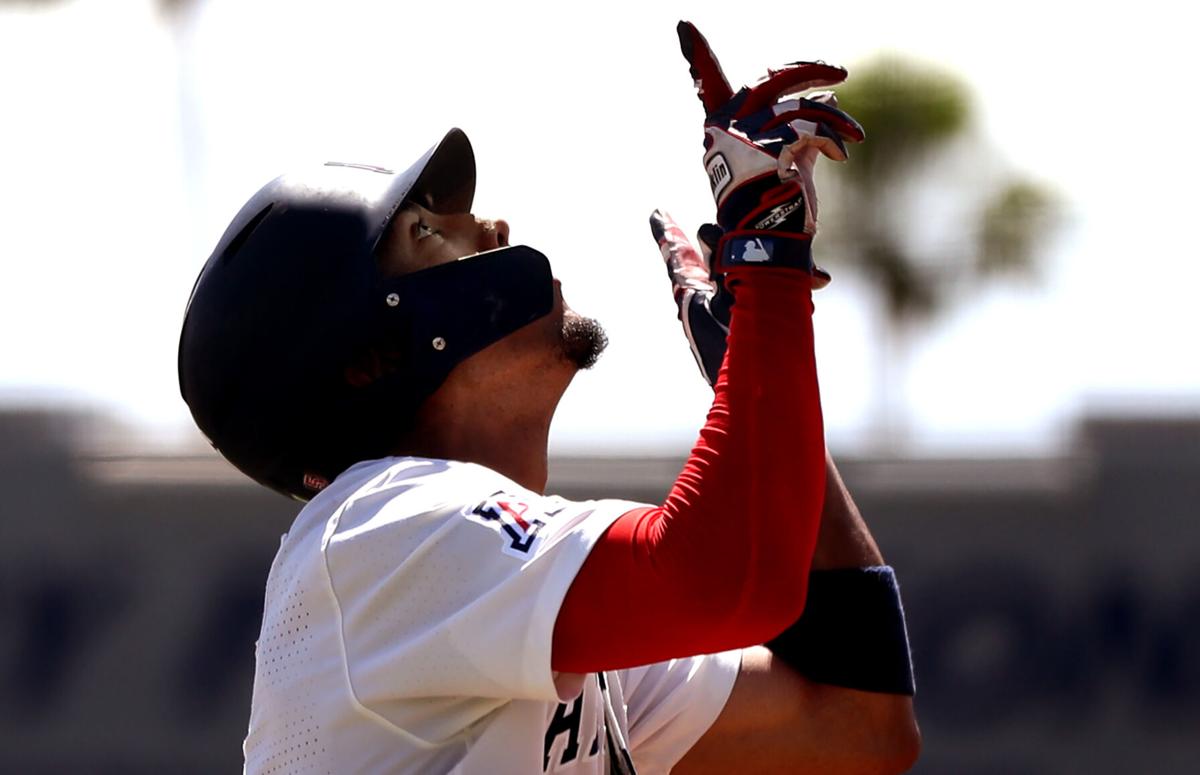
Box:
[766,566,916,696]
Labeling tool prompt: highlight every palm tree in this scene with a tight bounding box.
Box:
[822,55,1059,449]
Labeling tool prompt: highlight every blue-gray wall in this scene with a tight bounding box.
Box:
[1,411,1196,773]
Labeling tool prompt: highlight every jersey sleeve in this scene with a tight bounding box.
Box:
[319,458,643,712]
[620,650,743,774]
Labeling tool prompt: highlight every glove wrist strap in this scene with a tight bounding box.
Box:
[717,230,814,273]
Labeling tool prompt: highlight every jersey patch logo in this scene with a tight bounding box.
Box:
[467,492,550,559]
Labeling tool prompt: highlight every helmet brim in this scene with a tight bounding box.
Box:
[407,128,476,216]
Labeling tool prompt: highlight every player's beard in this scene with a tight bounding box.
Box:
[560,311,608,370]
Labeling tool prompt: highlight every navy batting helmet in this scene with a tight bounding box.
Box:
[178,129,554,500]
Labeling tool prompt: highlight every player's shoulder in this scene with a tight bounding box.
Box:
[284,456,525,541]
[292,456,644,546]
[332,455,533,509]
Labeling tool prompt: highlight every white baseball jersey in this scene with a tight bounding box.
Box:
[243,456,741,774]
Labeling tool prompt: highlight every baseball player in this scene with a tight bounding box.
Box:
[178,23,919,774]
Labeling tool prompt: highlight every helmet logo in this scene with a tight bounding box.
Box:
[323,161,395,175]
[302,472,330,491]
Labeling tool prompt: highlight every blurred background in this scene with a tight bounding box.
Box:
[0,0,1196,772]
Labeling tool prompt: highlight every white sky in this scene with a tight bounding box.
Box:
[1,0,1196,455]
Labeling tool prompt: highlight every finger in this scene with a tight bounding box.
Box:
[650,209,714,294]
[696,222,723,253]
[763,98,865,143]
[812,265,832,289]
[778,118,851,160]
[768,147,821,228]
[779,131,849,167]
[736,61,849,118]
[696,222,723,275]
[807,90,838,108]
[677,21,735,116]
[648,208,672,244]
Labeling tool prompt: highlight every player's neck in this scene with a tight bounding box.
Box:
[400,415,553,493]
[394,386,566,495]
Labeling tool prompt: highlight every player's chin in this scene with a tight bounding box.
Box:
[559,310,608,371]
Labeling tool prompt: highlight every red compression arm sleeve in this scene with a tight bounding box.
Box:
[553,269,826,672]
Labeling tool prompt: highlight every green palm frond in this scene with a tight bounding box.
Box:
[978,180,1059,277]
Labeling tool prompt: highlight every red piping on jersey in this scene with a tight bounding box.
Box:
[553,269,826,671]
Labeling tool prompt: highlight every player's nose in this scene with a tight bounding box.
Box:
[482,218,510,250]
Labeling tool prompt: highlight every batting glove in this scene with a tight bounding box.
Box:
[650,210,835,387]
[650,210,730,385]
[677,21,864,277]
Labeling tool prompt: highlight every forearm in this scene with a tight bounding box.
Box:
[767,452,916,697]
[810,451,883,570]
[554,271,826,672]
[675,647,919,775]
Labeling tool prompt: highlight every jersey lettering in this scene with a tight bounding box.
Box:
[543,674,620,772]
[544,695,584,770]
[597,672,638,775]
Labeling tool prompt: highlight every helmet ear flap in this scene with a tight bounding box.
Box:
[364,244,556,406]
[343,348,399,388]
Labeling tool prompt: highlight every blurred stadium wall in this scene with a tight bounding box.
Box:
[0,408,1196,773]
